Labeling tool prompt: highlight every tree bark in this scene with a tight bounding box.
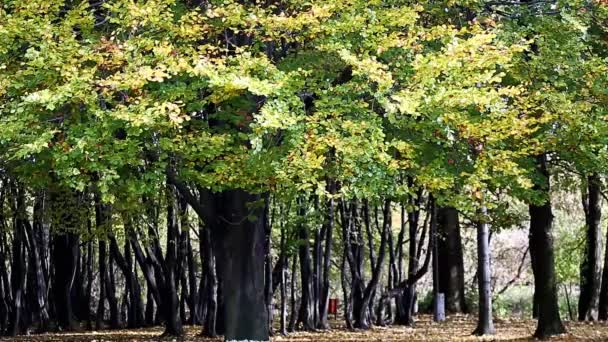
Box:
[161,187,184,336]
[50,189,80,332]
[296,196,315,331]
[318,182,335,329]
[8,185,28,336]
[214,190,269,341]
[579,173,602,321]
[529,154,565,338]
[437,206,467,314]
[473,204,494,335]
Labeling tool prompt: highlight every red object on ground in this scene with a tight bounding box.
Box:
[328,298,338,316]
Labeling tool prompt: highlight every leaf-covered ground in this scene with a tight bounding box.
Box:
[5,315,608,341]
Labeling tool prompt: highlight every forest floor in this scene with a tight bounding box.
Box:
[5,315,608,341]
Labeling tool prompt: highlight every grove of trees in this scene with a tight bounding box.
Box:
[0,0,607,341]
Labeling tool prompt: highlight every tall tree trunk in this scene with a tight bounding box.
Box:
[579,173,602,321]
[84,218,94,330]
[264,198,274,336]
[26,193,50,332]
[279,206,289,335]
[8,185,28,336]
[168,174,268,340]
[318,182,335,329]
[186,230,198,324]
[288,252,298,333]
[430,197,444,322]
[95,194,110,330]
[473,204,494,335]
[106,250,120,329]
[50,189,80,332]
[398,186,423,326]
[296,196,315,331]
[214,190,269,341]
[437,206,467,314]
[198,189,218,337]
[161,188,184,336]
[529,154,565,338]
[0,185,11,334]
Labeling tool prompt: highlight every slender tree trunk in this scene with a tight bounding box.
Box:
[0,186,11,334]
[9,185,28,336]
[95,195,110,330]
[84,218,94,330]
[279,207,288,335]
[197,188,218,337]
[473,204,494,335]
[296,197,315,331]
[529,154,565,338]
[318,183,335,329]
[579,173,602,321]
[430,197,444,322]
[264,198,274,336]
[161,188,184,336]
[186,230,198,324]
[288,252,298,332]
[202,224,218,337]
[28,192,51,332]
[106,251,120,329]
[399,187,422,326]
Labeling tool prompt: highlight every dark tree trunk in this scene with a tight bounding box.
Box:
[397,187,423,326]
[161,188,184,336]
[186,229,198,325]
[529,154,566,338]
[288,252,298,333]
[129,228,162,326]
[109,235,144,328]
[50,189,80,332]
[264,198,274,335]
[355,199,390,329]
[106,251,120,329]
[318,182,335,329]
[198,189,218,337]
[0,186,11,334]
[51,233,80,331]
[312,198,322,331]
[473,204,494,335]
[430,197,444,322]
[394,202,406,323]
[8,185,28,336]
[145,288,155,326]
[296,197,315,331]
[279,206,288,335]
[176,198,189,324]
[202,225,218,337]
[84,219,94,330]
[96,237,107,329]
[579,173,602,321]
[598,181,608,321]
[437,206,467,314]
[214,190,269,341]
[27,193,50,332]
[95,195,110,330]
